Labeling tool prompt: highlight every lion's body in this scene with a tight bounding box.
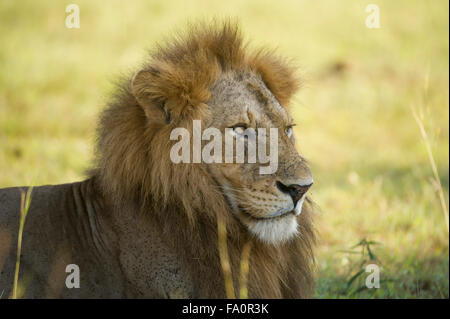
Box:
[0,178,313,298]
[0,180,197,298]
[0,22,316,298]
[0,181,125,298]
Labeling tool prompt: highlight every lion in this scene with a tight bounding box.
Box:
[0,21,316,298]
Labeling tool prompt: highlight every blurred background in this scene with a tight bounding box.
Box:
[0,0,448,298]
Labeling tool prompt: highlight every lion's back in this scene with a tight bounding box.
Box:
[0,184,73,297]
[0,182,127,298]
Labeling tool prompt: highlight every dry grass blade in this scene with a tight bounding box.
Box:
[12,186,33,299]
[412,107,449,232]
[239,241,252,299]
[217,214,235,299]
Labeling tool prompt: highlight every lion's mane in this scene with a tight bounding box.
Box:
[93,21,315,298]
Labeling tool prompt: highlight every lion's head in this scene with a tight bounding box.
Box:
[99,23,313,243]
[95,21,315,297]
[204,70,313,244]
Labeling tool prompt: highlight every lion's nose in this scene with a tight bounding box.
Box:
[276,181,313,206]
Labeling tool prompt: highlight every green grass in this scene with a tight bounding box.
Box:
[0,0,448,298]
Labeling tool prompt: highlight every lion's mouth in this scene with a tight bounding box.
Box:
[237,195,306,221]
[238,205,295,221]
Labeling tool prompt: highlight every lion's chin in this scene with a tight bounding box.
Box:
[246,214,299,245]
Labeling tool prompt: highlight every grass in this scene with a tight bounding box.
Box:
[412,104,449,232]
[217,214,253,299]
[12,187,33,299]
[217,215,236,299]
[0,0,448,298]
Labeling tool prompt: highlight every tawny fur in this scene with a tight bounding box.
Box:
[94,21,315,298]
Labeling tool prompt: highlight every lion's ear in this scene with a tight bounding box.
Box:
[250,50,301,106]
[131,68,156,104]
[131,68,171,123]
[131,58,216,123]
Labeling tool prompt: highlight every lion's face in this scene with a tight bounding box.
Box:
[205,71,313,244]
[129,24,312,245]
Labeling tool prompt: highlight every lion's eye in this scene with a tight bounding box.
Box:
[285,126,294,138]
[230,124,248,136]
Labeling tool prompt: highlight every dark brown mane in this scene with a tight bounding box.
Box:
[92,21,315,298]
